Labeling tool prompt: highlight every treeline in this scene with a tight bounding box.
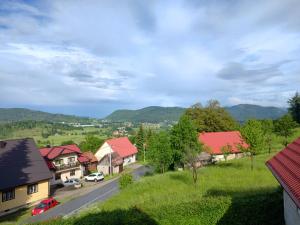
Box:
[133,93,300,182]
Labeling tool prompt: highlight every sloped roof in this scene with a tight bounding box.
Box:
[0,138,52,190]
[266,137,300,208]
[78,151,98,163]
[40,144,82,160]
[106,137,137,158]
[198,131,248,155]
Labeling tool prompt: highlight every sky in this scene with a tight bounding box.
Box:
[0,0,299,118]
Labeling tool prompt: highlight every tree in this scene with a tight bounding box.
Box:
[288,92,300,124]
[61,140,75,146]
[136,125,145,162]
[170,115,199,168]
[274,114,297,147]
[185,100,238,132]
[79,135,104,153]
[221,144,232,162]
[240,119,265,170]
[148,131,173,173]
[261,120,274,154]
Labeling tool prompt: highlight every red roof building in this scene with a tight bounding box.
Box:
[198,131,248,155]
[40,144,82,160]
[266,137,300,225]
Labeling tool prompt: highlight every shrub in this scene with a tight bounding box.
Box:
[119,173,133,189]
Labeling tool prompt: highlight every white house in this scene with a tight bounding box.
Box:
[95,137,138,171]
[267,137,300,225]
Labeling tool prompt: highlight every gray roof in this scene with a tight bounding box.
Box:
[0,138,52,190]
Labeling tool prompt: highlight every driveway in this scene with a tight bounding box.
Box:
[24,165,150,224]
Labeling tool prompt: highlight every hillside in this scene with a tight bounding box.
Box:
[0,108,92,123]
[105,106,186,123]
[105,104,287,123]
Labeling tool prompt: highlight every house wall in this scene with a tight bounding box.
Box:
[283,190,300,225]
[52,153,78,166]
[95,142,113,161]
[212,153,243,162]
[97,165,120,175]
[123,154,136,166]
[0,180,49,213]
[49,167,83,186]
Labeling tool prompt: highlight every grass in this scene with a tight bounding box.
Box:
[33,153,284,225]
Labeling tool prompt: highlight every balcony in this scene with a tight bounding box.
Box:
[55,162,80,171]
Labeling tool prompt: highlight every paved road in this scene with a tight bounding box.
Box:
[25,165,150,224]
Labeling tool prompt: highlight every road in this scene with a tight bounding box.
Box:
[25,165,150,224]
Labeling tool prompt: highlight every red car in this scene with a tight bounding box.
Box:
[32,197,59,216]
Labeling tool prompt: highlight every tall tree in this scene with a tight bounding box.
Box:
[185,100,238,132]
[170,115,199,168]
[288,92,300,124]
[261,119,274,154]
[136,124,145,161]
[79,135,104,153]
[148,131,173,173]
[240,119,265,170]
[274,114,297,147]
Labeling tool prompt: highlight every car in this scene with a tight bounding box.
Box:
[31,197,59,216]
[84,172,104,182]
[62,178,81,187]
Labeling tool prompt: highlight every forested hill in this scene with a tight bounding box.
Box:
[0,108,92,123]
[105,106,186,123]
[105,104,287,123]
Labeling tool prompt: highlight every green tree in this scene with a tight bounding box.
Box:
[274,114,297,147]
[288,92,300,124]
[79,135,104,153]
[240,119,265,170]
[185,100,238,132]
[261,120,274,154]
[170,115,199,168]
[221,144,232,162]
[136,124,145,162]
[61,140,75,146]
[148,131,173,173]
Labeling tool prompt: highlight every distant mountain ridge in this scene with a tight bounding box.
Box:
[0,108,92,123]
[105,104,287,123]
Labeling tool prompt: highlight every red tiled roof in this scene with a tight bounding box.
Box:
[106,137,137,158]
[266,137,300,208]
[78,151,98,163]
[39,144,82,160]
[198,131,248,155]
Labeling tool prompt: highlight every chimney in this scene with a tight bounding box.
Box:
[0,141,7,148]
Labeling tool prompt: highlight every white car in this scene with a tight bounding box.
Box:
[62,178,80,187]
[84,172,104,182]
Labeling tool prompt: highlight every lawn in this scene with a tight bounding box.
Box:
[34,153,284,225]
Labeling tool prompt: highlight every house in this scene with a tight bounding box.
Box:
[266,137,300,225]
[0,139,52,215]
[98,152,124,175]
[95,137,137,170]
[78,151,98,174]
[198,131,248,162]
[39,144,88,186]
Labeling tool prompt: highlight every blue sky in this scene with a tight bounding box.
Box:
[0,0,299,118]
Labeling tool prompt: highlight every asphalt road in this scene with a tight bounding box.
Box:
[25,165,150,224]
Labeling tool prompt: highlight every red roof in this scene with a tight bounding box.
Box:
[198,131,248,155]
[39,144,82,160]
[106,137,137,158]
[266,137,300,208]
[78,151,98,163]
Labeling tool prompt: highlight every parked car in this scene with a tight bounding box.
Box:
[62,178,81,187]
[32,197,59,216]
[84,172,104,182]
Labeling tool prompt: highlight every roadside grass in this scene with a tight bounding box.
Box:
[0,207,33,225]
[34,153,284,225]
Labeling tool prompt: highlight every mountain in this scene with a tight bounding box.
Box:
[105,104,287,123]
[224,104,287,122]
[0,108,92,123]
[105,106,186,123]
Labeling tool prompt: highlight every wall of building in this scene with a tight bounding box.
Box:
[123,154,136,166]
[212,153,243,162]
[95,142,113,161]
[49,167,83,185]
[52,153,78,167]
[97,165,120,175]
[284,190,300,225]
[0,180,49,213]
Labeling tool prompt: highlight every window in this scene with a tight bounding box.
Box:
[55,173,61,180]
[55,159,63,165]
[27,183,38,195]
[2,189,15,202]
[70,169,76,176]
[68,157,75,163]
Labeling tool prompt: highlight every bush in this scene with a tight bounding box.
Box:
[119,173,133,189]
